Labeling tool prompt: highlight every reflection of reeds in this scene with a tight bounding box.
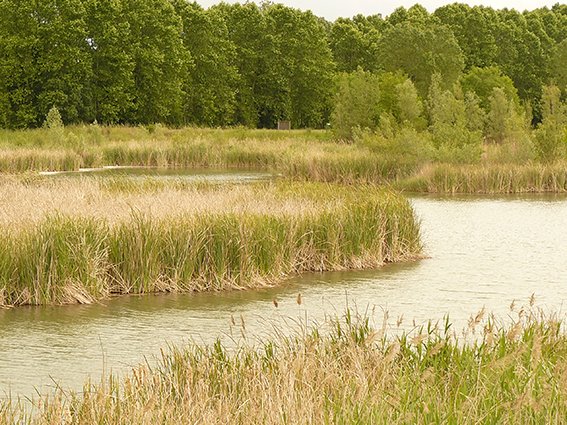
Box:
[0,181,421,306]
[4,307,566,424]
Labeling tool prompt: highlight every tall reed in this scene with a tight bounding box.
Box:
[0,183,421,306]
[1,126,565,193]
[398,163,567,193]
[3,307,567,424]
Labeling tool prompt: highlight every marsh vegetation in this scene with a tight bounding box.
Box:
[0,178,421,306]
[3,307,567,424]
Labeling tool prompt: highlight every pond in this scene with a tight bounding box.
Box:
[1,194,566,399]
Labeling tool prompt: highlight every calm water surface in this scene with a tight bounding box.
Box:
[40,166,273,182]
[1,195,566,398]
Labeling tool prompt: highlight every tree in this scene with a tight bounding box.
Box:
[376,71,408,117]
[534,85,567,161]
[486,87,526,144]
[378,22,464,98]
[461,66,520,112]
[427,74,483,158]
[84,0,135,124]
[172,1,238,127]
[434,4,498,69]
[0,0,92,127]
[550,39,567,95]
[493,9,547,111]
[212,2,267,127]
[330,69,381,140]
[0,0,40,127]
[329,15,384,72]
[123,0,187,124]
[261,4,335,128]
[395,79,424,129]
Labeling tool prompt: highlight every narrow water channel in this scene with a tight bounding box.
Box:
[1,195,566,399]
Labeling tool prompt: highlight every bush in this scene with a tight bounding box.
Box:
[43,106,64,129]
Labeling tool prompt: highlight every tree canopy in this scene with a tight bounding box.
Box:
[0,1,564,129]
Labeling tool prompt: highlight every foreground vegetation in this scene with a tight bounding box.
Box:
[2,306,567,424]
[0,179,421,306]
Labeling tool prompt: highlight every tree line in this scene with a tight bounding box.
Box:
[0,1,565,130]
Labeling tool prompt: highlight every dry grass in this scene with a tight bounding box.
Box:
[0,177,331,227]
[398,162,567,194]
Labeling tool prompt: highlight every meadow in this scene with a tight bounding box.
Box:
[0,125,565,193]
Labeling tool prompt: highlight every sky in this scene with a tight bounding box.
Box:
[196,0,561,20]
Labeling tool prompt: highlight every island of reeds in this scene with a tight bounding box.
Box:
[0,178,421,307]
[1,125,566,194]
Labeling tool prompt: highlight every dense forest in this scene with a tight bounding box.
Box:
[0,1,565,132]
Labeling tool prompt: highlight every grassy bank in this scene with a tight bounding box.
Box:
[1,126,566,193]
[397,163,567,194]
[0,180,421,306]
[3,308,566,424]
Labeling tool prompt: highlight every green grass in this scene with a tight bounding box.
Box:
[3,307,567,424]
[397,162,567,194]
[0,182,421,306]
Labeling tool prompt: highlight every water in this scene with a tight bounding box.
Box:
[39,166,273,182]
[1,195,566,399]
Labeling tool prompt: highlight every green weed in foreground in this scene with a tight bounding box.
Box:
[3,307,567,424]
[0,186,421,306]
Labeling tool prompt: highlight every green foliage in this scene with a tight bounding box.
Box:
[0,1,564,132]
[378,22,465,97]
[84,0,135,124]
[261,4,335,128]
[461,66,520,112]
[435,4,498,69]
[123,0,187,125]
[395,79,425,129]
[485,9,548,117]
[427,76,483,162]
[534,85,567,161]
[331,69,381,139]
[329,15,384,72]
[486,87,528,144]
[172,1,238,127]
[550,39,567,95]
[43,106,64,129]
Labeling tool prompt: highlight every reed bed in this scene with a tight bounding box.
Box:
[2,126,566,193]
[0,126,412,184]
[3,307,567,424]
[398,162,567,194]
[0,180,421,306]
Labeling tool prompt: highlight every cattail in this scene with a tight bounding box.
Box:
[273,299,279,308]
[296,293,302,305]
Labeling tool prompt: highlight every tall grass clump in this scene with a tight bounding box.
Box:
[5,306,567,424]
[398,162,567,193]
[0,183,421,306]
